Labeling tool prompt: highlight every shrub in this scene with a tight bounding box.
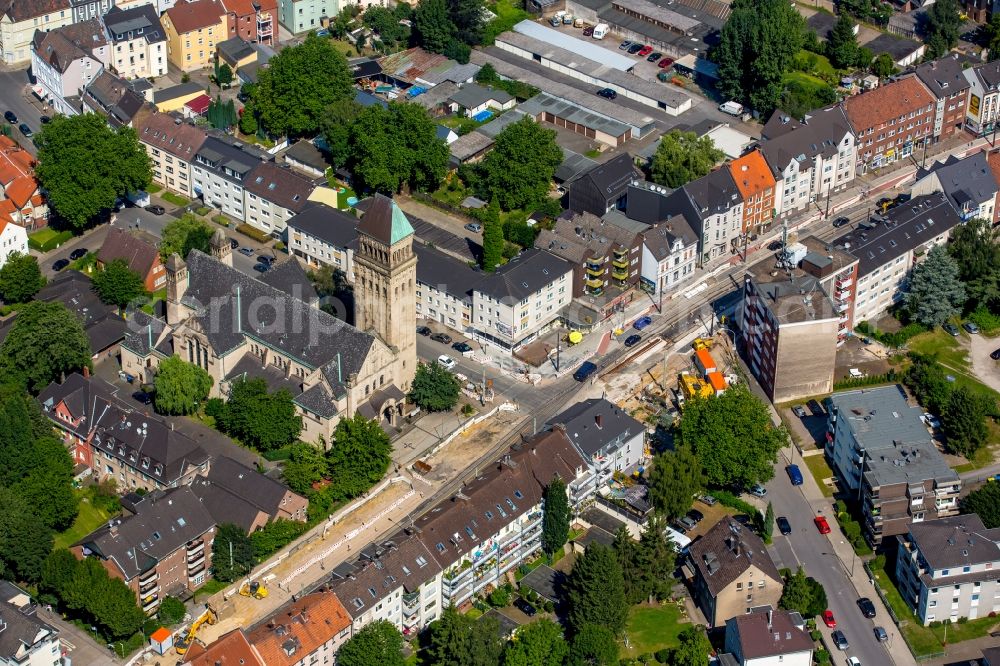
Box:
[236,223,271,244]
[204,397,225,419]
[815,649,830,665]
[654,649,671,664]
[28,229,73,252]
[969,306,1000,335]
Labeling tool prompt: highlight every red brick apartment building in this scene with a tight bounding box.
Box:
[844,77,935,173]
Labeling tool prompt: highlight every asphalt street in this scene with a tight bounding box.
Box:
[0,68,44,156]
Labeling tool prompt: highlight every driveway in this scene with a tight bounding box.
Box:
[967,332,1000,394]
[35,606,122,665]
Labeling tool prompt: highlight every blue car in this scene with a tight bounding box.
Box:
[633,316,653,330]
[574,361,598,382]
[786,464,803,486]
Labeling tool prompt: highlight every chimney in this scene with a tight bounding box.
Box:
[595,414,603,429]
[733,540,741,557]
[767,609,773,629]
[82,366,90,378]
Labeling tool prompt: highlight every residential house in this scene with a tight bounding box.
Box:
[135,110,207,197]
[0,580,61,666]
[97,226,166,292]
[161,0,228,72]
[282,140,328,178]
[844,76,935,173]
[759,106,857,217]
[626,182,698,298]
[80,70,149,127]
[246,591,352,664]
[686,516,784,627]
[793,235,860,345]
[896,513,1000,624]
[190,456,308,533]
[728,149,776,234]
[668,168,745,265]
[243,161,318,238]
[911,152,999,223]
[446,83,515,116]
[414,242,478,333]
[832,192,961,325]
[69,0,112,23]
[191,136,265,221]
[37,372,211,490]
[568,154,641,217]
[182,629,265,666]
[826,386,961,546]
[277,0,335,34]
[964,60,1000,136]
[741,248,839,403]
[0,0,72,65]
[0,135,46,230]
[220,0,277,45]
[216,35,255,70]
[72,486,216,613]
[285,202,359,275]
[152,81,205,112]
[0,217,27,269]
[722,610,814,666]
[912,54,970,142]
[31,19,109,115]
[103,4,169,79]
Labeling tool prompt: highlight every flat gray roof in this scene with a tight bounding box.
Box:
[519,93,632,138]
[622,0,701,33]
[512,19,636,71]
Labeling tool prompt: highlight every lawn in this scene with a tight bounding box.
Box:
[803,453,835,498]
[140,289,167,315]
[930,616,1000,643]
[145,183,162,194]
[621,602,690,659]
[161,192,189,207]
[870,563,945,659]
[193,579,229,600]
[54,490,116,550]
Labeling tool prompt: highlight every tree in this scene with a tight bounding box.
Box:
[942,386,993,458]
[160,214,214,261]
[948,217,1000,310]
[0,252,44,303]
[157,596,186,625]
[542,476,570,556]
[676,384,787,488]
[35,114,151,229]
[339,620,405,666]
[153,356,213,415]
[212,523,255,582]
[282,442,329,495]
[871,52,897,78]
[250,34,354,138]
[14,445,77,531]
[326,413,393,499]
[648,443,703,519]
[984,13,1000,60]
[960,481,1000,528]
[904,245,966,328]
[424,606,505,666]
[216,378,302,452]
[477,117,562,211]
[213,59,234,88]
[239,101,259,135]
[0,301,91,392]
[904,352,952,414]
[504,619,568,666]
[649,130,724,188]
[448,0,486,46]
[568,624,618,666]
[481,199,504,272]
[714,0,804,115]
[635,515,677,602]
[671,627,712,666]
[0,486,53,582]
[364,6,411,49]
[92,258,146,309]
[764,501,775,543]
[924,0,961,59]
[566,543,628,636]
[320,99,364,169]
[779,567,828,618]
[408,361,461,411]
[827,14,860,69]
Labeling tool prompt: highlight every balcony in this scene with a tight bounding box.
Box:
[586,265,603,277]
[141,595,159,613]
[585,277,603,289]
[836,300,850,312]
[612,257,628,270]
[188,563,206,578]
[835,276,853,290]
[611,269,629,281]
[257,17,273,37]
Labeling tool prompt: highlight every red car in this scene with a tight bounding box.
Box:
[637,45,653,57]
[822,610,836,628]
[814,515,832,534]
[658,57,675,68]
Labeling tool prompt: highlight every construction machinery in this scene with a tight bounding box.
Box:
[239,581,268,599]
[174,605,217,656]
[692,337,715,351]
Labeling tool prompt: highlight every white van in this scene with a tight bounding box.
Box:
[664,525,692,553]
[592,23,609,39]
[719,101,744,116]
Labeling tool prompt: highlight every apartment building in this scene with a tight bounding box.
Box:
[826,387,961,546]
[741,249,839,404]
[896,514,1000,624]
[135,111,207,197]
[191,136,265,220]
[73,487,216,613]
[246,591,351,664]
[911,152,999,223]
[0,580,61,666]
[793,235,860,344]
[277,0,340,35]
[0,0,72,65]
[221,0,277,45]
[666,167,745,266]
[759,106,857,216]
[686,517,784,627]
[624,181,698,297]
[722,610,813,666]
[0,135,46,230]
[912,54,970,142]
[31,19,109,116]
[103,4,169,79]
[69,0,113,23]
[182,629,265,666]
[567,154,641,217]
[729,149,776,234]
[97,227,166,292]
[414,243,476,332]
[965,60,1000,136]
[832,192,961,325]
[844,76,935,173]
[243,161,317,237]
[161,0,228,72]
[285,202,358,275]
[80,71,148,127]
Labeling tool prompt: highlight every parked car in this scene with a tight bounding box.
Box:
[17,123,31,138]
[831,630,849,651]
[646,51,662,62]
[452,341,472,353]
[258,255,274,265]
[847,658,861,666]
[873,626,888,642]
[52,258,69,271]
[132,391,153,405]
[229,238,239,249]
[857,597,877,618]
[749,484,767,497]
[833,216,850,227]
[69,248,88,260]
[619,40,632,50]
[686,508,704,522]
[637,45,653,56]
[623,334,641,348]
[627,43,644,54]
[514,598,537,617]
[416,325,431,336]
[597,88,617,99]
[4,111,17,124]
[431,332,452,344]
[144,204,165,215]
[670,520,688,535]
[963,321,980,334]
[238,247,254,256]
[992,347,1000,360]
[792,405,807,417]
[253,263,269,273]
[573,360,598,382]
[464,222,482,233]
[776,516,792,535]
[437,355,457,371]
[39,115,51,124]
[943,322,960,336]
[699,494,717,506]
[786,464,803,486]
[678,515,697,531]
[822,610,836,628]
[921,412,941,429]
[633,315,653,330]
[894,192,911,206]
[814,515,832,534]
[583,25,594,36]
[658,57,675,68]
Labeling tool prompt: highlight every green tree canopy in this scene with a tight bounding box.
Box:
[0,486,54,582]
[504,619,568,666]
[924,0,962,59]
[338,620,406,666]
[568,624,618,666]
[327,413,393,499]
[212,523,255,582]
[153,356,213,415]
[542,476,570,555]
[415,0,458,54]
[961,481,1000,528]
[904,245,966,328]
[157,596,186,625]
[904,352,953,414]
[282,442,329,495]
[942,386,993,458]
[671,626,713,666]
[480,199,504,272]
[160,214,214,261]
[650,130,724,188]
[251,34,354,138]
[477,117,563,211]
[216,378,302,452]
[408,361,461,411]
[0,252,44,303]
[676,384,787,488]
[566,543,628,636]
[93,258,146,308]
[985,13,1000,61]
[827,14,860,69]
[320,99,364,169]
[948,217,1000,311]
[648,443,704,519]
[424,606,505,666]
[0,301,92,392]
[779,566,828,618]
[13,440,77,531]
[871,52,897,78]
[35,114,151,229]
[448,0,486,46]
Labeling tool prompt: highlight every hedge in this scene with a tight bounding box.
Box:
[833,370,897,390]
[28,229,73,252]
[236,223,271,244]
[854,320,926,348]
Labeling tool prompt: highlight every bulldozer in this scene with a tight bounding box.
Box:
[174,605,217,655]
[239,581,269,599]
[692,337,715,351]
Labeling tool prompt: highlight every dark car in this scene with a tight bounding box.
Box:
[963,321,980,334]
[52,258,69,271]
[833,216,850,227]
[831,630,849,650]
[39,115,51,124]
[144,204,165,215]
[633,316,653,330]
[238,247,254,256]
[627,43,644,54]
[686,508,704,523]
[583,25,594,36]
[874,626,888,642]
[943,322,960,336]
[452,341,473,353]
[574,360,598,382]
[777,516,792,535]
[229,238,239,249]
[670,520,688,535]
[597,88,617,100]
[767,240,783,251]
[618,40,632,50]
[69,248,88,260]
[992,348,1000,360]
[416,325,432,336]
[253,263,269,273]
[857,597,877,618]
[894,192,911,206]
[3,111,17,124]
[647,52,662,62]
[132,391,153,405]
[786,464,804,485]
[514,598,537,617]
[258,255,274,265]
[623,334,641,348]
[678,515,697,531]
[17,123,31,138]
[431,332,452,344]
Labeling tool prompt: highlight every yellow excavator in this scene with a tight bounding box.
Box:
[239,581,269,599]
[174,605,217,656]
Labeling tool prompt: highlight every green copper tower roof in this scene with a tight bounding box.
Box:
[357,193,414,245]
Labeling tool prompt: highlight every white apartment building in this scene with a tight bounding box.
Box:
[191,136,263,221]
[136,111,207,198]
[639,221,698,297]
[0,581,62,666]
[965,60,1000,135]
[243,161,316,238]
[0,221,29,269]
[911,152,999,223]
[723,610,814,666]
[414,244,475,332]
[285,203,359,277]
[897,514,1000,624]
[31,20,108,116]
[103,4,169,80]
[664,168,745,266]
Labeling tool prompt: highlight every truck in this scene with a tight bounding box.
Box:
[718,101,744,116]
[592,23,609,39]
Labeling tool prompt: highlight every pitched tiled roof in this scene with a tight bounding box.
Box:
[0,0,70,22]
[259,257,318,301]
[728,149,775,199]
[98,227,160,279]
[906,514,1000,570]
[246,591,351,665]
[135,110,207,161]
[244,162,316,213]
[0,135,38,209]
[726,610,813,659]
[183,629,265,665]
[82,71,149,127]
[0,581,58,663]
[32,30,94,74]
[843,77,934,132]
[56,17,108,50]
[688,516,782,596]
[164,0,226,34]
[285,202,359,248]
[475,249,572,302]
[549,397,644,459]
[104,4,166,45]
[912,53,970,99]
